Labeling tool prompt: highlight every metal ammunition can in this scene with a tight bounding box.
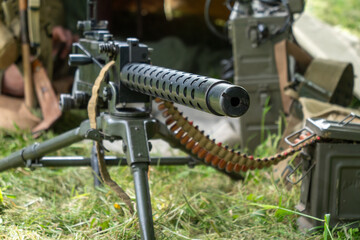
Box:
[295,116,360,229]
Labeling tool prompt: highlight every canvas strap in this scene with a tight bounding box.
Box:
[27,0,41,48]
[87,60,134,214]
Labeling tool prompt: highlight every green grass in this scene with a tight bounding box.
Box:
[306,0,360,37]
[0,127,359,239]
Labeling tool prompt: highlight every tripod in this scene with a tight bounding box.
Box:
[0,35,250,239]
[0,99,228,239]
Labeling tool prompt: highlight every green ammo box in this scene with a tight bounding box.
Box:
[292,116,360,229]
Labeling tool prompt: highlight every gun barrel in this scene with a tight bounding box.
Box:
[120,63,249,117]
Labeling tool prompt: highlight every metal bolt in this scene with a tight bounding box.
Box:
[137,153,142,157]
[103,87,112,101]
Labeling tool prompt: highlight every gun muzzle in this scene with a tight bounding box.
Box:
[120,63,249,117]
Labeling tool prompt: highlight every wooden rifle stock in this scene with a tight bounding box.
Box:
[19,0,35,108]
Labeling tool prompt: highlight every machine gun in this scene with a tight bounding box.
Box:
[0,4,251,239]
[0,4,323,238]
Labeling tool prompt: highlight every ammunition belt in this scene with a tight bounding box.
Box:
[156,99,320,175]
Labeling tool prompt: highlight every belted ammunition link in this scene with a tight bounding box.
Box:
[156,98,320,174]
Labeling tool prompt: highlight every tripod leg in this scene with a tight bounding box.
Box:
[91,142,103,187]
[115,119,156,239]
[0,121,90,172]
[132,163,155,240]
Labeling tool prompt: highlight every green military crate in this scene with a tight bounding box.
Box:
[292,116,360,229]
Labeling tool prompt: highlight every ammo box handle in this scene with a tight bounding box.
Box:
[339,112,360,126]
[285,127,315,147]
[286,153,316,185]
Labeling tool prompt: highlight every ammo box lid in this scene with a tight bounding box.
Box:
[305,114,360,141]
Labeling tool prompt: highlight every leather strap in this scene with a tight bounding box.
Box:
[274,40,312,114]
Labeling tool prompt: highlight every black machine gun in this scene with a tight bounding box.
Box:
[58,0,249,117]
[0,7,250,240]
[60,34,249,117]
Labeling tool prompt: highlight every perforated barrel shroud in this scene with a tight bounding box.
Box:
[120,63,250,117]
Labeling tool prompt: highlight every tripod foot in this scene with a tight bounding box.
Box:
[91,142,103,187]
[132,163,155,240]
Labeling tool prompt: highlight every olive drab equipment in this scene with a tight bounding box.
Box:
[275,40,354,116]
[0,0,19,70]
[273,36,358,230]
[228,0,354,153]
[273,39,355,182]
[228,0,305,152]
[27,0,41,48]
[285,115,360,229]
[0,21,18,70]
